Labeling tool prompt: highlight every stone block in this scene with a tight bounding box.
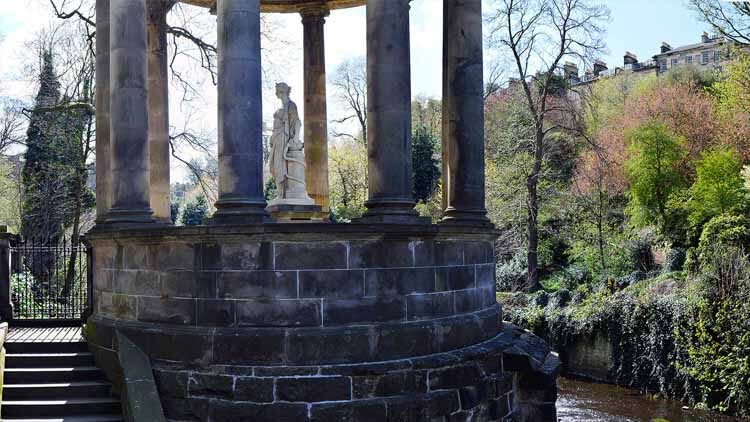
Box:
[323,297,405,325]
[219,242,273,270]
[196,243,221,270]
[151,243,195,271]
[187,372,233,397]
[98,292,137,320]
[299,269,364,299]
[348,240,413,268]
[209,400,308,421]
[122,243,151,269]
[233,376,274,402]
[385,390,460,421]
[161,271,212,299]
[464,242,494,265]
[94,269,114,292]
[414,240,463,266]
[375,322,435,360]
[253,366,319,377]
[458,386,483,411]
[154,369,189,398]
[94,245,116,269]
[373,371,428,396]
[406,292,454,320]
[365,268,434,296]
[213,329,286,365]
[454,289,481,314]
[138,328,213,364]
[216,271,297,299]
[276,376,352,402]
[476,264,496,288]
[495,373,514,396]
[446,266,476,291]
[236,299,321,327]
[113,270,160,296]
[287,326,372,365]
[428,364,482,389]
[196,299,235,326]
[137,296,196,325]
[489,397,511,420]
[441,315,483,352]
[161,397,210,421]
[274,242,347,270]
[309,399,388,422]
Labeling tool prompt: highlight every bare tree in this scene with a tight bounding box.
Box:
[330,56,367,144]
[486,0,609,291]
[0,99,25,152]
[690,0,750,45]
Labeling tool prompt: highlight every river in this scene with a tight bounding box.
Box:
[556,377,743,421]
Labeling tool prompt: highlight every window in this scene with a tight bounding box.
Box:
[686,56,693,64]
[714,51,721,62]
[701,51,709,64]
[671,58,678,68]
[659,60,667,72]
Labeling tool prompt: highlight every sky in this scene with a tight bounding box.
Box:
[0,0,712,182]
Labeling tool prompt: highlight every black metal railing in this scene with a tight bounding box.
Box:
[9,236,90,323]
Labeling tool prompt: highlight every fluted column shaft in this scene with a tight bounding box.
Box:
[301,8,330,213]
[441,0,490,226]
[362,0,419,222]
[212,0,268,223]
[95,0,111,224]
[107,0,154,223]
[147,0,173,223]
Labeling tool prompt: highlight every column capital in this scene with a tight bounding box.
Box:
[300,5,330,23]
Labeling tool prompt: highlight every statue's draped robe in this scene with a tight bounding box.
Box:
[269,100,301,197]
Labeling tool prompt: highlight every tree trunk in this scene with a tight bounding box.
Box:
[61,165,84,298]
[526,128,544,292]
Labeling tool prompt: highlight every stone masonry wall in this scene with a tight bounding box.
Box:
[84,225,558,421]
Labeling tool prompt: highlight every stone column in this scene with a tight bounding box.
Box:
[107,0,154,223]
[95,0,111,224]
[441,0,491,226]
[301,7,330,214]
[147,0,174,223]
[361,0,420,223]
[211,0,269,224]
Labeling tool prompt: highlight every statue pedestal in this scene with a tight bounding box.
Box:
[266,203,327,222]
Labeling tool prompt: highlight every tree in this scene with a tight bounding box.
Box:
[486,0,609,291]
[412,127,440,203]
[625,122,687,238]
[328,140,368,221]
[690,0,750,45]
[688,148,746,227]
[179,194,208,226]
[330,57,367,144]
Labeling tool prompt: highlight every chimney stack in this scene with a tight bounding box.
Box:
[593,60,608,76]
[702,32,710,43]
[563,62,579,82]
[624,51,638,65]
[660,42,671,54]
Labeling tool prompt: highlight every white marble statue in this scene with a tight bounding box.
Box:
[268,83,314,206]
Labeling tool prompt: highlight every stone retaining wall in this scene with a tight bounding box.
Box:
[84,224,558,421]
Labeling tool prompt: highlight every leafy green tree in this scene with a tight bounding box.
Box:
[412,126,440,203]
[688,148,747,227]
[179,195,209,226]
[625,122,687,239]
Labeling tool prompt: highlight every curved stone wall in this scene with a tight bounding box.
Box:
[84,224,556,420]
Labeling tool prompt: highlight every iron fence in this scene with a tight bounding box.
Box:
[9,236,90,323]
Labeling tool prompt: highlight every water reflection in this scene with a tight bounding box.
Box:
[556,377,741,422]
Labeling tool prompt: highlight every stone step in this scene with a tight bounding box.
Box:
[1,398,121,419]
[3,381,113,401]
[6,353,95,368]
[4,367,105,384]
[5,342,88,355]
[0,416,122,422]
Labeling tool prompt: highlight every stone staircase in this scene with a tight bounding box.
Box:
[2,338,122,421]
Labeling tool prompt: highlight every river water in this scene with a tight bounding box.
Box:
[556,378,743,421]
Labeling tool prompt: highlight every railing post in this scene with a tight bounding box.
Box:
[82,236,93,323]
[0,226,14,322]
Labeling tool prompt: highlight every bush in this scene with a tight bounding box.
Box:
[696,214,750,272]
[664,247,686,273]
[496,251,527,292]
[628,238,655,272]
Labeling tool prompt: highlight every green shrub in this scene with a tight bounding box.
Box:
[696,214,750,272]
[496,251,527,292]
[628,238,655,272]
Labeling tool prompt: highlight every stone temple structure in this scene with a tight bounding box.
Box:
[86,0,559,421]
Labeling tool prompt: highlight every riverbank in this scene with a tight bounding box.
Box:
[501,266,750,418]
[557,377,741,422]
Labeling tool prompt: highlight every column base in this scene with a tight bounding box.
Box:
[358,199,430,224]
[210,199,272,225]
[441,208,494,228]
[266,203,327,223]
[104,207,155,224]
